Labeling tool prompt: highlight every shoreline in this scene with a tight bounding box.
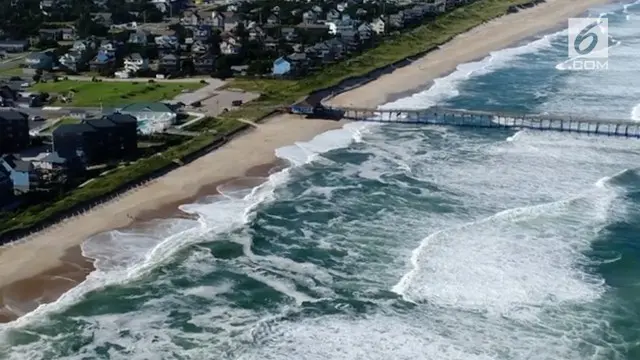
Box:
[0,115,345,289]
[0,159,285,323]
[0,0,615,323]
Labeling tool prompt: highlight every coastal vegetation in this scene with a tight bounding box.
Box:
[0,0,536,239]
[30,81,204,107]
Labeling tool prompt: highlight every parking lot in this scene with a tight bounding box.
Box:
[199,90,261,117]
[173,80,261,117]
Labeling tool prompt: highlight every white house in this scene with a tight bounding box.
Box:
[220,37,241,55]
[124,53,148,72]
[154,35,179,49]
[30,152,66,171]
[326,19,355,35]
[71,40,89,52]
[119,102,177,134]
[370,18,385,35]
[58,51,83,71]
[211,11,225,29]
[191,40,209,54]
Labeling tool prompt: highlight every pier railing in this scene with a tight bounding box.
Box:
[329,106,640,138]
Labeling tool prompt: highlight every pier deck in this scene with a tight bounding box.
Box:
[329,106,640,138]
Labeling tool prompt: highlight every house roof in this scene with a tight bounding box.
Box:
[2,155,33,172]
[0,110,27,121]
[288,52,307,61]
[39,28,62,34]
[84,117,117,129]
[0,40,28,46]
[92,51,113,63]
[120,102,173,113]
[107,113,137,124]
[39,152,67,164]
[52,123,96,136]
[161,53,177,60]
[127,53,144,61]
[274,57,289,65]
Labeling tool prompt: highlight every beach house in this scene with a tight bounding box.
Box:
[52,123,100,163]
[52,114,138,164]
[272,57,292,76]
[118,102,176,133]
[0,110,30,155]
[31,152,67,171]
[0,155,37,194]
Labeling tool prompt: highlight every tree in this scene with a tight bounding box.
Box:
[247,60,271,75]
[213,56,232,79]
[169,23,189,43]
[32,68,44,83]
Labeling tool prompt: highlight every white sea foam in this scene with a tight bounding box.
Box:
[235,311,622,360]
[392,183,612,316]
[381,33,557,110]
[0,121,367,332]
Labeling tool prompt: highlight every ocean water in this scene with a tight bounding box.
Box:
[2,3,640,360]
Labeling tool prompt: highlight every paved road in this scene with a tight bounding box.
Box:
[1,106,105,122]
[63,75,215,83]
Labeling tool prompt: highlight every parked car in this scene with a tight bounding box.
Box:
[232,100,243,106]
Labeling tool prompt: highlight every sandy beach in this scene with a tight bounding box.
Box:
[0,0,613,322]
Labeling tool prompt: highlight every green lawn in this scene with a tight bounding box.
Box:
[30,80,205,107]
[0,65,25,76]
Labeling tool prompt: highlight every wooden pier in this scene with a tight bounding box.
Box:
[328,106,640,138]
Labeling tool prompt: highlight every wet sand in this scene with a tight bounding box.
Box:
[0,246,92,323]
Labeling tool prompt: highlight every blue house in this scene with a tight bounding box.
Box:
[0,155,37,194]
[89,51,116,73]
[272,57,292,76]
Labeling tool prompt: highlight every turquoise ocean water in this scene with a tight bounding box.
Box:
[2,2,640,359]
